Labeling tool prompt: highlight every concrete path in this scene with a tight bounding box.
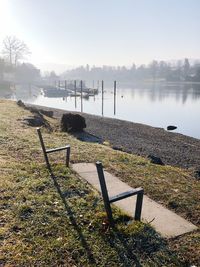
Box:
[72,163,198,238]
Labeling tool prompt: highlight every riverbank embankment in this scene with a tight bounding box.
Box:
[27,103,200,170]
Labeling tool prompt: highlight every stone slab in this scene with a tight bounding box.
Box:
[72,163,198,238]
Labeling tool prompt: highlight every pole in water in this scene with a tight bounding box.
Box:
[81,80,83,112]
[102,80,104,116]
[65,80,67,90]
[74,80,77,109]
[114,80,117,115]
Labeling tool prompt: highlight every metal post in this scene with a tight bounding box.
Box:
[66,146,70,167]
[114,80,116,115]
[36,128,51,172]
[101,80,104,116]
[81,80,83,112]
[135,190,144,221]
[96,161,114,226]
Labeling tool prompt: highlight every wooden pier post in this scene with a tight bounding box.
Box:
[81,80,83,112]
[102,80,104,116]
[114,80,116,115]
[74,80,77,108]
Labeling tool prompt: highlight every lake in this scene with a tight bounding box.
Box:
[11,82,200,139]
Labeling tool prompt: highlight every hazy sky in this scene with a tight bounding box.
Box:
[0,0,199,73]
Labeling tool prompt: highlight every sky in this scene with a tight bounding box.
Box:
[0,0,200,73]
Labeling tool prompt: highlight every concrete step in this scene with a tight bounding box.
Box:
[72,163,198,238]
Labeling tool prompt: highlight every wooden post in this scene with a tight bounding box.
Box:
[74,80,77,108]
[96,162,114,226]
[114,80,116,115]
[135,190,144,221]
[81,80,83,112]
[101,80,104,116]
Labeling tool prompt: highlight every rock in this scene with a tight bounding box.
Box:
[167,125,177,131]
[17,100,26,108]
[148,154,165,165]
[23,115,45,127]
[112,146,123,151]
[193,169,200,180]
[61,113,86,132]
[39,109,53,117]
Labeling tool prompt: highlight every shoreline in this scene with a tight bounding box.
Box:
[27,102,200,170]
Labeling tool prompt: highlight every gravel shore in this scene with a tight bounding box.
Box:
[29,104,200,170]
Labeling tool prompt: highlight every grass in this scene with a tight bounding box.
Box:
[0,99,199,266]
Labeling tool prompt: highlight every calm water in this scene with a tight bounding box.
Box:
[12,83,200,139]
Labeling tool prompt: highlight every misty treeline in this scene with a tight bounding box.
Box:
[61,60,200,83]
[0,36,40,84]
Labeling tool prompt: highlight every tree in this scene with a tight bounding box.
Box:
[149,60,158,80]
[2,36,30,66]
[183,58,190,78]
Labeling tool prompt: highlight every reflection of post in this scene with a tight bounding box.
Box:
[102,80,104,116]
[74,80,77,109]
[114,80,116,115]
[81,80,83,112]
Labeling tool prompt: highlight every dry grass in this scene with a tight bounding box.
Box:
[0,99,199,266]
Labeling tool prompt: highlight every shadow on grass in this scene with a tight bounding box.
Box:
[49,169,145,267]
[49,171,96,264]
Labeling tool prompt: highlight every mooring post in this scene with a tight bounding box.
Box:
[114,80,116,115]
[102,80,104,116]
[65,80,67,90]
[96,162,114,226]
[81,80,83,112]
[74,80,77,108]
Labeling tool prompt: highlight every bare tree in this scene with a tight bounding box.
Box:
[2,36,30,66]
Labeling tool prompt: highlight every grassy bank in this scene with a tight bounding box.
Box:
[0,99,199,266]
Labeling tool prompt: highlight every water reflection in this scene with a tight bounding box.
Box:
[6,82,200,139]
